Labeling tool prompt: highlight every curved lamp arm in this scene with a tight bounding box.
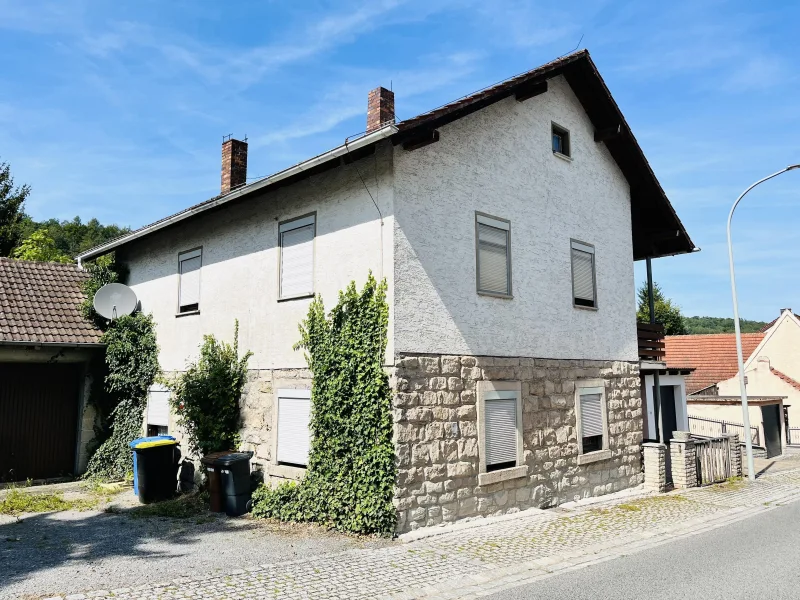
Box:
[727,164,800,480]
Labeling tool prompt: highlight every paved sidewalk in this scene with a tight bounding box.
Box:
[37,468,800,600]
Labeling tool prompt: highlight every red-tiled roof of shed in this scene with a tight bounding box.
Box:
[0,257,103,345]
[771,367,800,393]
[664,333,765,394]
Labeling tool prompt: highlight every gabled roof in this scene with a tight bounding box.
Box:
[77,49,694,263]
[0,258,103,346]
[771,367,800,393]
[664,333,765,394]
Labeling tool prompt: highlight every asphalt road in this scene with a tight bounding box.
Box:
[484,499,800,600]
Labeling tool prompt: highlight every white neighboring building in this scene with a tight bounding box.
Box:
[78,50,696,532]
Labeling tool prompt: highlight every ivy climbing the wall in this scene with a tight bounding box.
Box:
[167,321,252,458]
[251,274,396,536]
[82,259,160,481]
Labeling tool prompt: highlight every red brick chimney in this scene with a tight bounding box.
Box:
[221,136,248,194]
[367,87,395,133]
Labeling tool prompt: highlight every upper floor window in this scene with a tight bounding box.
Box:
[570,240,596,309]
[476,213,512,297]
[178,248,202,313]
[279,214,315,300]
[552,122,570,157]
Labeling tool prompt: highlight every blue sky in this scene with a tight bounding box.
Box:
[1,0,799,321]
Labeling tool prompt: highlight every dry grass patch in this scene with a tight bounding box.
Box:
[0,488,99,516]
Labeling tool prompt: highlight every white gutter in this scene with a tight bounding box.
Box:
[77,125,399,262]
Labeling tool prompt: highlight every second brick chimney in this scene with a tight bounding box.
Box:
[367,87,395,133]
[221,136,248,194]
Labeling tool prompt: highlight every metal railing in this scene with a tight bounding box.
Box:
[788,428,800,446]
[637,322,665,361]
[694,435,732,485]
[689,415,760,447]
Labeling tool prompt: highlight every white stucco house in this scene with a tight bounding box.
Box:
[77,50,696,531]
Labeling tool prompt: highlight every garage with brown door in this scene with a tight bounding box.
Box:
[0,363,85,481]
[0,258,104,482]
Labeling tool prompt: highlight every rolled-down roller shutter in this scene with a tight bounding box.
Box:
[280,216,315,299]
[571,241,595,307]
[277,389,312,467]
[477,214,510,295]
[484,391,518,467]
[147,389,170,427]
[179,249,202,310]
[579,388,604,439]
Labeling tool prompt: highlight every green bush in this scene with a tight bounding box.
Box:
[84,312,160,481]
[167,321,252,457]
[252,274,396,536]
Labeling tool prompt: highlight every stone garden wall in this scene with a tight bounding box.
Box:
[392,354,643,533]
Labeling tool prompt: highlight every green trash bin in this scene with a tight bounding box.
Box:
[131,438,181,504]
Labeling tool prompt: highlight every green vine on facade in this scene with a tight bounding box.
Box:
[166,321,252,458]
[81,260,159,481]
[252,274,396,536]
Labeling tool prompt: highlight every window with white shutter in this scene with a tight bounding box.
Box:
[178,248,202,313]
[577,385,606,454]
[484,391,519,471]
[476,213,511,296]
[279,215,315,300]
[147,389,170,428]
[570,240,596,308]
[276,389,312,468]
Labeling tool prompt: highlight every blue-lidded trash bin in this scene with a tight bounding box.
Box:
[129,436,177,500]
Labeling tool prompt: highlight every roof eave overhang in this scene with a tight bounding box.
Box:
[0,340,105,348]
[77,125,399,261]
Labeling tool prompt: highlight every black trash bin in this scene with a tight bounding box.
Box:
[130,438,181,504]
[201,451,253,516]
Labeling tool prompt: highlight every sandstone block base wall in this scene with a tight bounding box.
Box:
[392,354,643,533]
[161,367,311,482]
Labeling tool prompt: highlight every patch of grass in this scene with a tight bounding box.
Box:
[616,503,642,512]
[0,489,97,516]
[128,492,211,520]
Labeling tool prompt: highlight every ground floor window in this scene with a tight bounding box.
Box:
[146,388,171,436]
[276,389,312,468]
[478,381,523,474]
[575,380,608,455]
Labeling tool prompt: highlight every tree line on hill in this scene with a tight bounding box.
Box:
[637,282,767,335]
[0,159,128,262]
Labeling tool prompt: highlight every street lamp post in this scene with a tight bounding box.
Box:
[727,165,800,481]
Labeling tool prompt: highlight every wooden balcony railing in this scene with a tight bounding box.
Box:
[637,322,665,361]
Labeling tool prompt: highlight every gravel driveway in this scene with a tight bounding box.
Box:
[0,496,392,599]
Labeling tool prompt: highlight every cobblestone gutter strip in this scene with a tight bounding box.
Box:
[42,471,800,600]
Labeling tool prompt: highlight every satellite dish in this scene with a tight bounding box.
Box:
[93,283,138,320]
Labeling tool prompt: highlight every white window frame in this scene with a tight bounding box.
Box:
[575,379,612,465]
[476,380,527,486]
[278,213,316,301]
[177,247,202,315]
[269,388,312,481]
[570,239,597,310]
[146,385,171,430]
[475,212,512,298]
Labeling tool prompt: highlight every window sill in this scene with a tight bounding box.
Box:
[477,290,514,300]
[268,463,306,481]
[553,151,573,162]
[573,303,598,311]
[278,293,314,303]
[478,465,528,486]
[577,449,612,465]
[176,309,200,318]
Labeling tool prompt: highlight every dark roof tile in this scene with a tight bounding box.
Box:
[0,258,103,345]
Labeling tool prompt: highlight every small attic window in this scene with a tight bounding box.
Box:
[552,123,570,157]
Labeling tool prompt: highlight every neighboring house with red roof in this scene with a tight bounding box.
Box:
[664,309,800,458]
[0,257,104,482]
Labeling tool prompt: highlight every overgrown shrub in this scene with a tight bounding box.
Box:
[251,274,396,536]
[84,312,160,480]
[167,321,252,458]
